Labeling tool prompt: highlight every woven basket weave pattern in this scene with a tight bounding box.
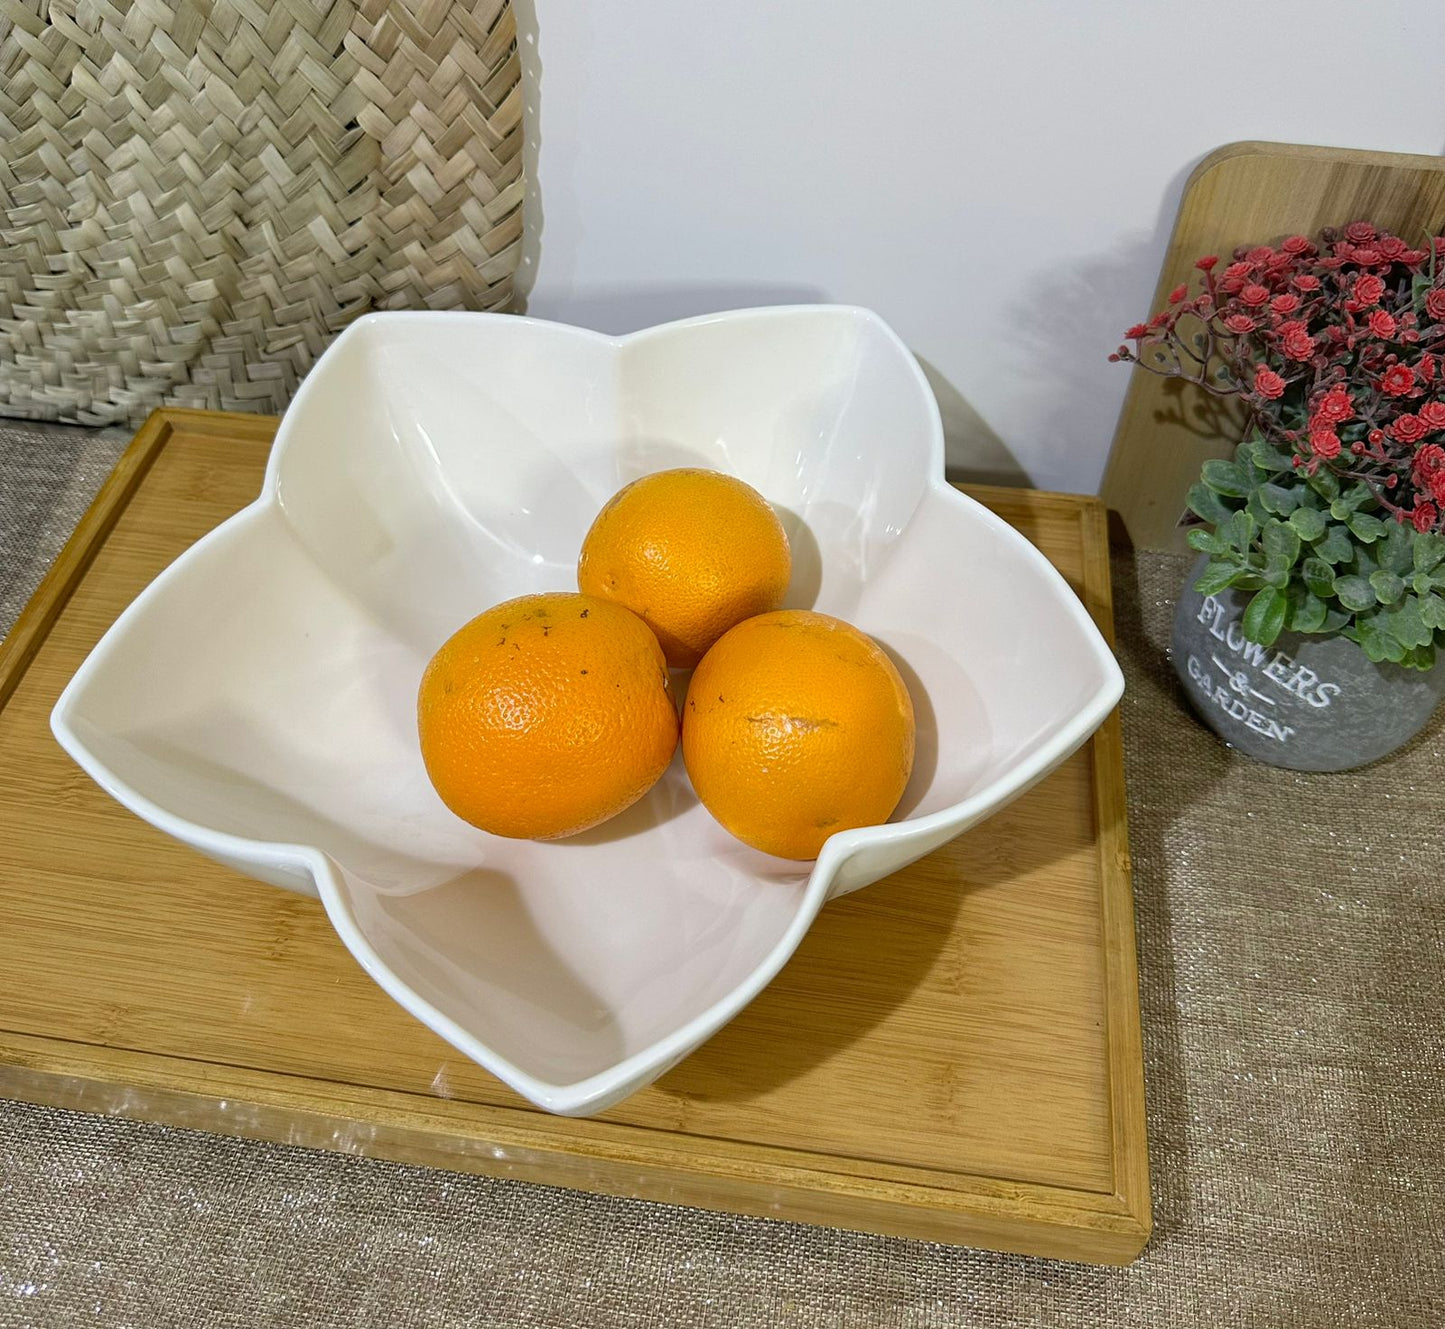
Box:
[0,0,523,424]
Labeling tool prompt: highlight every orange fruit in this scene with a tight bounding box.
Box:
[682,611,915,860]
[417,592,679,840]
[577,468,792,668]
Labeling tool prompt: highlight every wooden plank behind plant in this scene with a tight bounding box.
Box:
[1102,140,1445,553]
[0,410,1148,1263]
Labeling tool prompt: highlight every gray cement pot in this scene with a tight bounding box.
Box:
[1171,556,1445,771]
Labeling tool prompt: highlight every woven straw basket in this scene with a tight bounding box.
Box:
[0,0,523,425]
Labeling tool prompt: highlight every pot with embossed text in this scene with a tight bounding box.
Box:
[1171,556,1445,771]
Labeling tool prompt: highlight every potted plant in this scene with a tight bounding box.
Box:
[1113,223,1445,770]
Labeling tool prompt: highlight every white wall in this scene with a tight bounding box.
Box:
[517,1,1445,493]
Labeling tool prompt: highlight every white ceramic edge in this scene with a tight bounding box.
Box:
[49,305,1124,1116]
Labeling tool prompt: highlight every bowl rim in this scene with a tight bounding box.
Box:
[50,304,1124,1115]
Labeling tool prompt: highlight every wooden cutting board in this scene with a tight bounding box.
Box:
[0,408,1149,1264]
[1102,139,1445,553]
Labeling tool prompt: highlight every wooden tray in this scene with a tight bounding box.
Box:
[0,409,1150,1264]
[1102,139,1445,553]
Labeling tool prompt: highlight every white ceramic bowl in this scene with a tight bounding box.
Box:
[52,307,1122,1115]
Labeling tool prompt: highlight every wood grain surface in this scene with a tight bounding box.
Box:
[1102,140,1445,553]
[0,410,1149,1263]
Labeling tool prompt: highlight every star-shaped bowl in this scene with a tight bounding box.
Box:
[52,307,1122,1115]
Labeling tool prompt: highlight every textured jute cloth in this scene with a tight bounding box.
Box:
[1,421,1442,1327]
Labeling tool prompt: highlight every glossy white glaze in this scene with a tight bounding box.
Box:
[52,307,1122,1114]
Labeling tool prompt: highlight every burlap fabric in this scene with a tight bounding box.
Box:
[0,0,522,426]
[1,421,1441,1326]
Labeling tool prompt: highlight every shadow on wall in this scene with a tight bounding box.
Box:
[1010,154,1205,495]
[914,356,1029,489]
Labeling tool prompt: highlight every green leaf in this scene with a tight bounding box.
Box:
[1262,520,1302,569]
[1321,607,1351,634]
[1413,273,1438,317]
[1301,556,1336,597]
[1370,570,1406,605]
[1289,589,1328,633]
[1193,560,1241,596]
[1333,574,1376,612]
[1315,525,1354,564]
[1350,617,1406,663]
[1378,520,1413,575]
[1384,596,1431,649]
[1346,511,1387,543]
[1289,507,1327,542]
[1341,483,1375,512]
[1307,467,1341,501]
[1413,531,1445,574]
[1401,643,1436,671]
[1241,586,1287,647]
[1186,482,1236,528]
[1420,593,1445,631]
[1223,510,1257,553]
[1186,528,1227,555]
[1253,442,1296,472]
[1259,483,1300,516]
[1202,459,1252,498]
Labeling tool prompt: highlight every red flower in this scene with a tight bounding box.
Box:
[1314,387,1355,424]
[1239,283,1271,307]
[1283,333,1315,362]
[1392,413,1428,443]
[1294,275,1322,291]
[1150,310,1172,328]
[1125,323,1149,339]
[1344,222,1377,244]
[1309,428,1342,459]
[1270,293,1300,315]
[1412,502,1438,533]
[1419,401,1445,431]
[1425,288,1445,321]
[1276,318,1308,339]
[1378,236,1407,260]
[1352,247,1382,266]
[1245,246,1275,266]
[1195,255,1218,272]
[1353,273,1386,306]
[1368,310,1397,338]
[1219,261,1251,294]
[1254,368,1287,400]
[1380,363,1416,396]
[1168,283,1188,305]
[1433,473,1445,505]
[1415,443,1445,480]
[1222,314,1256,334]
[1421,355,1437,383]
[1280,235,1312,255]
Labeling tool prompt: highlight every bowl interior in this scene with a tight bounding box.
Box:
[59,309,1114,1094]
